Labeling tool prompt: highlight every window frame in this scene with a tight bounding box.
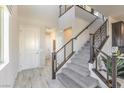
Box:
[0,7,4,63]
[0,6,10,70]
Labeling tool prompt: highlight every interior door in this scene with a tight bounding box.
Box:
[112,22,124,53]
[112,22,121,46]
[19,26,42,71]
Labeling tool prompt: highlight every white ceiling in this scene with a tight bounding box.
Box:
[90,5,124,20]
[18,5,59,28]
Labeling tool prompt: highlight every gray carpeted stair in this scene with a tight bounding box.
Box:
[67,63,90,77]
[57,73,81,88]
[56,39,99,88]
[61,68,99,88]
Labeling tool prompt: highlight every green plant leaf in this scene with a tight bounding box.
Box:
[117,70,124,76]
[117,64,124,71]
[100,54,124,78]
[117,59,124,67]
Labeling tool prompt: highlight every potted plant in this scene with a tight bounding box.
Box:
[101,53,124,87]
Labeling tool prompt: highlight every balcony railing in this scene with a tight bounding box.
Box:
[59,5,106,21]
[90,19,108,63]
[92,47,118,88]
[59,5,73,17]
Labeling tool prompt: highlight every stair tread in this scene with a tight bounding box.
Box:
[81,46,90,50]
[71,57,90,64]
[62,68,99,88]
[84,43,90,47]
[74,53,90,58]
[67,63,90,77]
[78,49,90,54]
[72,56,89,60]
[57,73,81,88]
[71,60,89,68]
[48,79,65,88]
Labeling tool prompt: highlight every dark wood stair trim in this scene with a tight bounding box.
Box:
[92,69,111,88]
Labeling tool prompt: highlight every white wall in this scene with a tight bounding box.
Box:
[0,6,19,87]
[59,7,75,31]
[18,5,59,28]
[73,18,90,52]
[75,6,96,23]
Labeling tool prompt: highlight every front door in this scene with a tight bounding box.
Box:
[19,26,43,71]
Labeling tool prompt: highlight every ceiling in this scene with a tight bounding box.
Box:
[18,5,59,28]
[90,5,124,20]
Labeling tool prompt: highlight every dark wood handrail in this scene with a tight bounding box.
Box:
[94,47,111,59]
[59,5,97,18]
[56,38,74,53]
[59,5,73,17]
[93,45,118,88]
[74,18,98,39]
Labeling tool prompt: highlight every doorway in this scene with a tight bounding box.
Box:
[19,25,45,71]
[45,29,56,65]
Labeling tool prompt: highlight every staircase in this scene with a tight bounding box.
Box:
[56,40,99,88]
[50,5,109,88]
[49,40,101,88]
[49,18,107,88]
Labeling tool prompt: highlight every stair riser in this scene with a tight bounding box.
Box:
[62,69,98,88]
[57,74,81,88]
[61,72,87,87]
[67,64,90,77]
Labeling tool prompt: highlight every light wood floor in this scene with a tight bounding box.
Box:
[14,60,52,88]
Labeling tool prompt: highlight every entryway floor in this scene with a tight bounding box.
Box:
[14,60,52,88]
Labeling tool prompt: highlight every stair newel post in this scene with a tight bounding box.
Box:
[91,8,94,14]
[52,40,57,79]
[112,55,117,88]
[90,34,95,63]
